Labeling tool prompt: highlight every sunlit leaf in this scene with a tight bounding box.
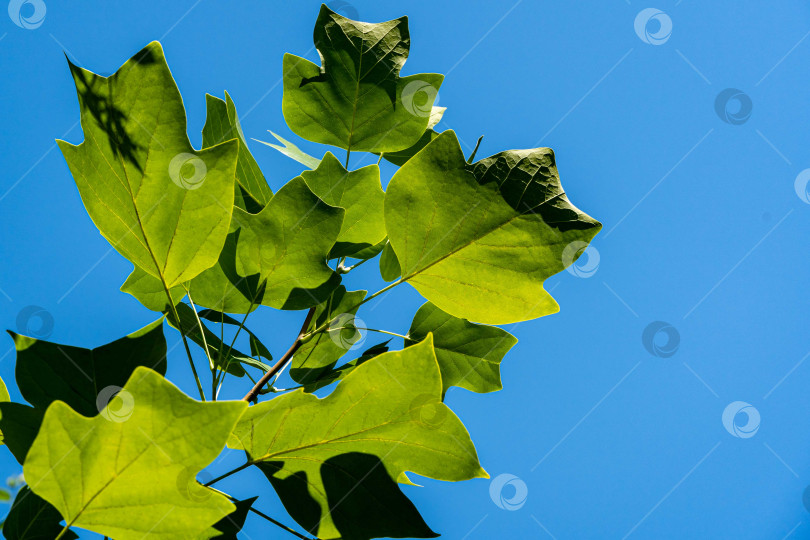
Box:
[120,265,186,312]
[385,130,602,324]
[229,336,486,539]
[282,6,443,153]
[58,42,238,288]
[253,131,321,170]
[301,152,386,258]
[24,367,247,540]
[406,302,517,395]
[378,106,445,166]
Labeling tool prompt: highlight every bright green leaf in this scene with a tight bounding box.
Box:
[253,131,321,170]
[378,240,401,282]
[24,367,247,540]
[189,177,344,312]
[301,152,386,259]
[121,265,186,312]
[290,285,366,386]
[301,339,392,393]
[58,42,238,288]
[203,92,273,210]
[229,336,486,539]
[384,130,602,324]
[0,375,9,402]
[282,6,443,153]
[9,318,166,417]
[3,486,78,540]
[378,106,445,166]
[406,302,517,395]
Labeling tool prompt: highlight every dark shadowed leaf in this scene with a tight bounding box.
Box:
[2,486,77,540]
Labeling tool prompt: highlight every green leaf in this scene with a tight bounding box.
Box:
[253,131,321,170]
[0,488,10,502]
[2,486,78,540]
[9,318,166,417]
[58,42,239,289]
[384,131,602,324]
[203,92,273,209]
[24,367,247,540]
[301,340,392,393]
[229,335,486,539]
[189,177,344,312]
[378,106,445,166]
[0,404,43,464]
[282,6,444,153]
[378,240,401,282]
[290,285,367,386]
[197,308,273,363]
[121,265,186,312]
[301,152,386,259]
[166,303,255,377]
[211,496,257,540]
[0,375,9,402]
[406,302,517,395]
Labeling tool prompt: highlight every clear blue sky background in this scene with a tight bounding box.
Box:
[2,1,810,538]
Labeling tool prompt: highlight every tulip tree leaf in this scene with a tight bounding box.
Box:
[290,285,367,386]
[384,130,602,324]
[300,152,386,259]
[0,403,43,464]
[228,336,486,540]
[253,131,322,170]
[282,5,443,153]
[378,106,446,167]
[58,42,238,289]
[10,318,167,417]
[121,265,186,312]
[0,375,8,402]
[23,367,248,540]
[379,241,401,282]
[2,486,78,540]
[197,308,273,363]
[189,177,344,312]
[203,92,272,210]
[301,340,392,393]
[406,302,517,395]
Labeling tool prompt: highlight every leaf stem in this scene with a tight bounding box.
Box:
[216,300,256,395]
[163,284,206,401]
[330,326,409,341]
[345,148,351,169]
[242,307,315,402]
[244,504,318,540]
[204,462,252,486]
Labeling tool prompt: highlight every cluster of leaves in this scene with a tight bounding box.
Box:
[0,5,600,540]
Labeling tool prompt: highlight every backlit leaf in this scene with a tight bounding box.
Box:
[378,106,445,166]
[228,336,486,539]
[378,240,401,282]
[282,6,443,153]
[253,131,321,170]
[384,130,601,324]
[58,42,238,289]
[24,367,247,540]
[120,265,186,312]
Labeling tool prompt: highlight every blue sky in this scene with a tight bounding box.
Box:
[2,1,810,538]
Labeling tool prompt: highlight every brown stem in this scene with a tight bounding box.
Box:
[241,307,315,402]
